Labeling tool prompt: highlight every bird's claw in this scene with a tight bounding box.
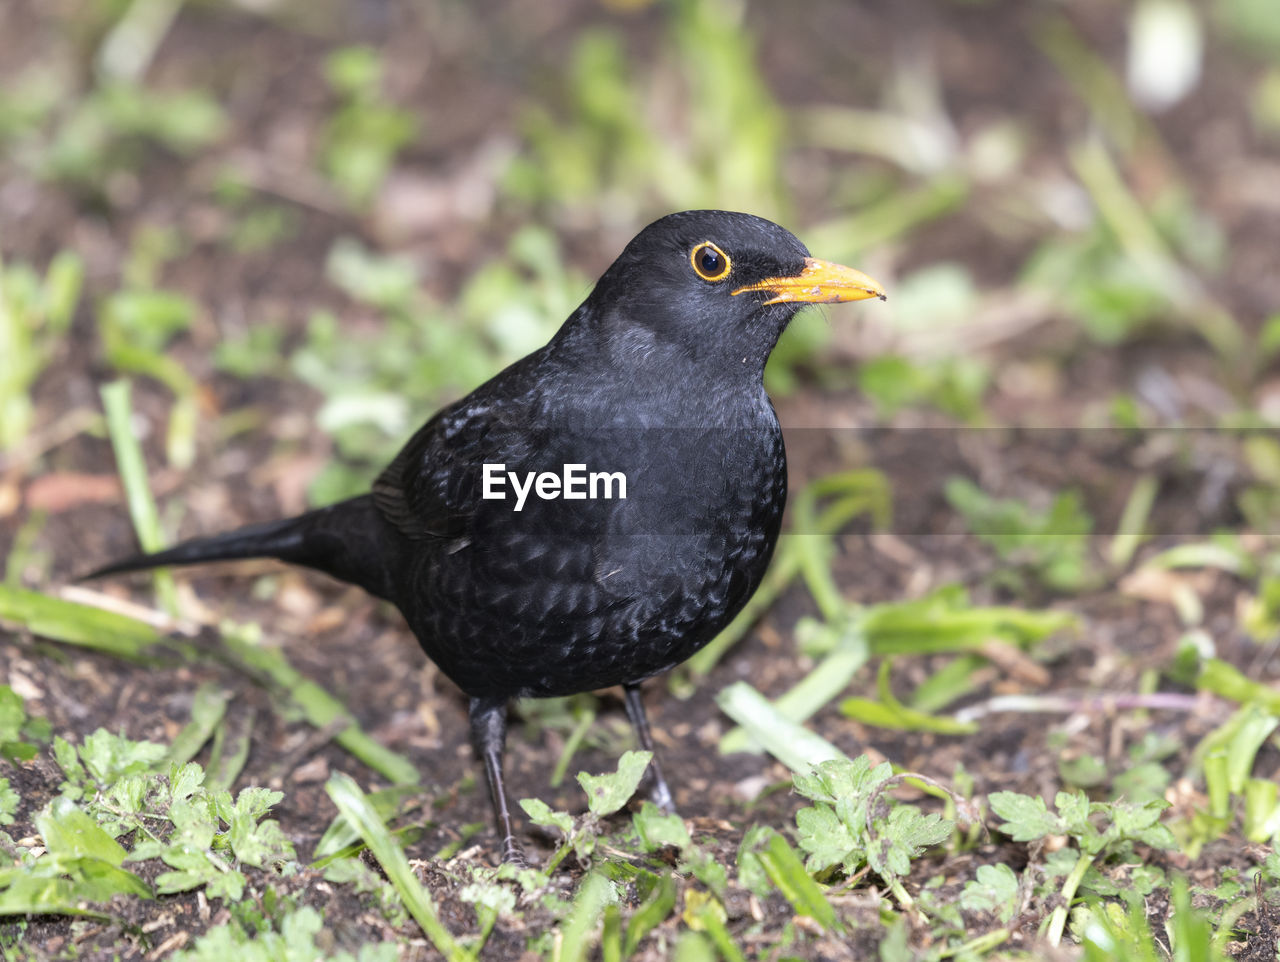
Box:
[647,775,676,815]
[501,837,531,869]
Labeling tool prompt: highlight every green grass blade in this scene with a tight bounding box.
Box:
[672,931,716,962]
[864,601,1074,655]
[623,872,677,957]
[1067,138,1241,359]
[100,378,179,615]
[554,869,614,962]
[313,784,422,860]
[804,176,970,263]
[715,682,844,772]
[1109,474,1158,568]
[910,654,987,713]
[686,471,893,684]
[165,683,230,767]
[688,896,746,962]
[1036,14,1156,159]
[839,660,979,735]
[325,772,466,961]
[719,627,869,754]
[1197,658,1280,713]
[550,703,596,787]
[1143,542,1254,576]
[0,584,165,658]
[600,902,622,962]
[219,627,419,785]
[293,677,420,785]
[5,508,47,586]
[205,707,254,792]
[756,832,838,931]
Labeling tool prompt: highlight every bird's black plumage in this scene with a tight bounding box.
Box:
[88,210,885,862]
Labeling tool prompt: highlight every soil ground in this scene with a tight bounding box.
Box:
[2,0,1279,958]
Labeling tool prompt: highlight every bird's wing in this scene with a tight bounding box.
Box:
[372,433,449,540]
[372,397,541,542]
[373,404,480,541]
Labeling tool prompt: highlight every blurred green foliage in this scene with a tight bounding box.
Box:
[858,355,990,423]
[0,74,223,194]
[1022,160,1228,348]
[945,478,1098,594]
[295,230,586,502]
[1238,434,1280,534]
[213,171,301,254]
[1216,0,1280,57]
[320,46,417,208]
[0,254,82,452]
[98,275,200,468]
[4,0,1280,957]
[506,0,784,220]
[0,0,1263,462]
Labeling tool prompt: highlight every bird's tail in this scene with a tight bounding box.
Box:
[83,495,399,601]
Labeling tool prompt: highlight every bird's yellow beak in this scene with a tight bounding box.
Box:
[732,257,887,306]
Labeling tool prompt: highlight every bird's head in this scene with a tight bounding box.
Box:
[581,210,885,374]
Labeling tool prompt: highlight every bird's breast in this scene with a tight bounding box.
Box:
[401,407,787,699]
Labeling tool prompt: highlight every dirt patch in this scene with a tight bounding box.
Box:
[3,0,1278,957]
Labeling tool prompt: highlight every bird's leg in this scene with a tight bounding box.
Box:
[468,696,528,866]
[622,682,676,814]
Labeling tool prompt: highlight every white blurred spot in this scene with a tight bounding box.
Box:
[1128,0,1203,112]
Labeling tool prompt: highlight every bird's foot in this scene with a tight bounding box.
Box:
[647,774,677,815]
[500,836,531,868]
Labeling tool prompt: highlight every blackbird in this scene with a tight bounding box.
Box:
[88,210,885,863]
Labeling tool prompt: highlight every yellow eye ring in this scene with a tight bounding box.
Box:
[690,242,731,282]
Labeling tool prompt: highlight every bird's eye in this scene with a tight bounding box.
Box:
[690,242,731,282]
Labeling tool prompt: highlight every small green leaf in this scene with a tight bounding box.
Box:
[577,750,652,818]
[169,761,205,800]
[960,863,1020,923]
[229,816,294,870]
[795,803,859,875]
[78,729,166,786]
[1059,753,1109,787]
[988,791,1063,841]
[870,806,953,879]
[203,866,248,902]
[839,660,978,734]
[633,801,690,851]
[37,797,128,866]
[944,478,1096,592]
[154,845,229,896]
[0,687,26,742]
[793,754,891,804]
[1054,790,1093,837]
[0,876,109,917]
[519,797,574,835]
[0,778,18,825]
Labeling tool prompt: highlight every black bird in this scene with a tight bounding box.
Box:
[88,210,885,863]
